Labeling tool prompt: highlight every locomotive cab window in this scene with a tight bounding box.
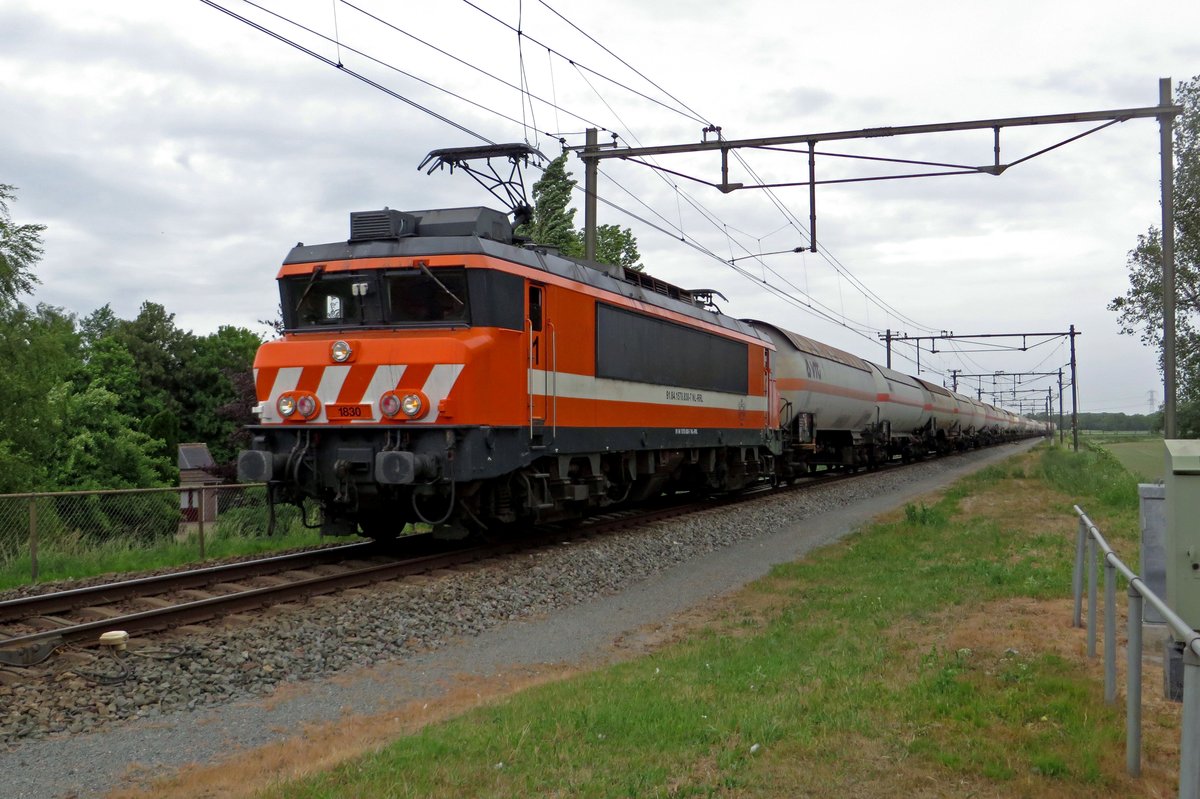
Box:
[528,285,543,332]
[384,268,470,326]
[283,271,383,330]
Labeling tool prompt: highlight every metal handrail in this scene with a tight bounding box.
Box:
[1072,505,1200,796]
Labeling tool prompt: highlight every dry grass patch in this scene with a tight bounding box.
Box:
[105,664,582,799]
[879,595,1181,798]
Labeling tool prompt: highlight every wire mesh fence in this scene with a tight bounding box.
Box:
[0,484,324,586]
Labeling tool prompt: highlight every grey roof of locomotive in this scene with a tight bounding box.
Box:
[282,206,772,347]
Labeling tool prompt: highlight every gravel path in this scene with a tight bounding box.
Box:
[0,441,1039,798]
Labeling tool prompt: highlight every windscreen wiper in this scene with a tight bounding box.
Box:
[417,262,464,307]
[294,264,326,312]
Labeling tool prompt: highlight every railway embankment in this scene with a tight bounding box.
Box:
[7,439,1173,799]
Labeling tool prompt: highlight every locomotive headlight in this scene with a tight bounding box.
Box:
[331,340,353,363]
[379,390,427,420]
[400,392,425,418]
[277,395,297,418]
[296,393,320,419]
[380,392,402,418]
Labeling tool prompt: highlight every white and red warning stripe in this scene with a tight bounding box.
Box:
[254,363,464,424]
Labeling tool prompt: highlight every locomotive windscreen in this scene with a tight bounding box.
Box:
[595,303,749,394]
[384,269,469,324]
[281,268,474,330]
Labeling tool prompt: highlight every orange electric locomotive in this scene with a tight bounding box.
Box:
[238,201,782,537]
[237,145,1046,538]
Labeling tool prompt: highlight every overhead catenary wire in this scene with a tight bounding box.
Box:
[201,0,497,143]
[534,0,712,126]
[514,0,945,341]
[337,0,615,134]
[583,180,941,375]
[205,0,1021,384]
[457,0,710,125]
[331,0,946,356]
[516,0,538,146]
[592,167,888,340]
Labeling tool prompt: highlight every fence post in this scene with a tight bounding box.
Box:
[1127,585,1143,777]
[1073,515,1086,628]
[1181,645,1200,799]
[1088,536,1098,658]
[28,497,38,583]
[197,487,206,561]
[1105,557,1117,704]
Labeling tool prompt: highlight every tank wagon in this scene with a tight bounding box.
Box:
[238,204,1042,537]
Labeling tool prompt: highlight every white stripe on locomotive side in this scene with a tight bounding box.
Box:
[410,363,466,424]
[261,366,305,423]
[528,370,768,413]
[315,365,352,405]
[349,364,406,422]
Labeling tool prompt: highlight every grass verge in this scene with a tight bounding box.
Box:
[131,444,1180,798]
[1101,439,1167,482]
[0,526,341,591]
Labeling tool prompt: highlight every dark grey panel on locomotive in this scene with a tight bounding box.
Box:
[283,207,771,349]
[595,303,749,395]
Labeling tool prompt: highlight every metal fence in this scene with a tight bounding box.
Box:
[0,484,319,584]
[1072,505,1200,797]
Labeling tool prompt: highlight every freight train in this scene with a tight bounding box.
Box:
[237,203,1046,538]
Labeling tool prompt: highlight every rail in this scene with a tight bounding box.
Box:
[1072,505,1200,796]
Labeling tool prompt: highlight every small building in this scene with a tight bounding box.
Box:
[178,443,221,523]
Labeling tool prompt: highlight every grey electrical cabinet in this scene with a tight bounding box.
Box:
[1165,439,1200,630]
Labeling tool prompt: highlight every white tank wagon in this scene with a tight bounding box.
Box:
[743,320,1042,475]
[915,378,966,451]
[746,321,885,470]
[865,361,935,460]
[961,396,991,439]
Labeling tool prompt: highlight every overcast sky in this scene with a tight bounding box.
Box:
[3,0,1198,416]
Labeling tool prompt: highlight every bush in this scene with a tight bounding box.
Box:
[1039,446,1139,510]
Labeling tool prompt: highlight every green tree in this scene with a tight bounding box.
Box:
[519,154,644,270]
[518,154,583,255]
[177,325,261,464]
[1109,75,1200,435]
[582,223,644,271]
[0,303,81,491]
[46,381,171,489]
[0,184,44,304]
[79,303,119,348]
[80,335,141,410]
[108,301,193,430]
[0,190,178,490]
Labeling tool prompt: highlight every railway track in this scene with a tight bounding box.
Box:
[0,455,930,670]
[0,537,498,667]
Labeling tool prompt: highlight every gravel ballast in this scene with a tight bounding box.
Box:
[0,441,1039,798]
